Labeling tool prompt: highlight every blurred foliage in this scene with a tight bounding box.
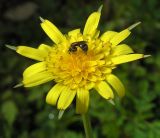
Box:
[0,0,160,138]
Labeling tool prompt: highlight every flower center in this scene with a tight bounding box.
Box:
[45,36,113,90]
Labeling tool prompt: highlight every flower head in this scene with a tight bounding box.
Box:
[11,7,149,114]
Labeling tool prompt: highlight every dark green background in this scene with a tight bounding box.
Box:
[0,0,160,138]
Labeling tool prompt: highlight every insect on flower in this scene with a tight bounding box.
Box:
[69,41,88,53]
[7,5,150,115]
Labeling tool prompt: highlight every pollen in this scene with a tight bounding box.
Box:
[46,35,113,90]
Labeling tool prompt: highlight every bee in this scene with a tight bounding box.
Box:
[69,41,88,53]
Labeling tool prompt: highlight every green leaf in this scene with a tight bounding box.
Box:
[1,100,18,126]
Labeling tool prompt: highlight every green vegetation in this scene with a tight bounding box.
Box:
[0,0,160,137]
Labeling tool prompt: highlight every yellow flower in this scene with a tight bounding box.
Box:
[12,7,149,114]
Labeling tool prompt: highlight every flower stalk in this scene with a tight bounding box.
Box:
[82,113,93,138]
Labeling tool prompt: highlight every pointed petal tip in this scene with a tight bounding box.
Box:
[108,99,115,105]
[5,44,17,51]
[58,110,65,120]
[128,22,141,31]
[13,83,23,88]
[98,5,103,13]
[39,16,45,22]
[144,54,151,58]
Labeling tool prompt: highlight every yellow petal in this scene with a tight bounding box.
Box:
[76,88,89,114]
[38,44,51,52]
[92,29,100,39]
[41,20,65,44]
[107,74,125,97]
[23,62,46,78]
[57,87,76,109]
[100,31,118,42]
[46,84,65,105]
[68,29,81,42]
[16,46,47,61]
[68,29,80,37]
[23,72,53,87]
[95,81,114,99]
[112,44,134,56]
[83,12,101,36]
[112,54,144,65]
[110,29,131,47]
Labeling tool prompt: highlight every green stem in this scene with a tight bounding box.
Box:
[82,113,93,138]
